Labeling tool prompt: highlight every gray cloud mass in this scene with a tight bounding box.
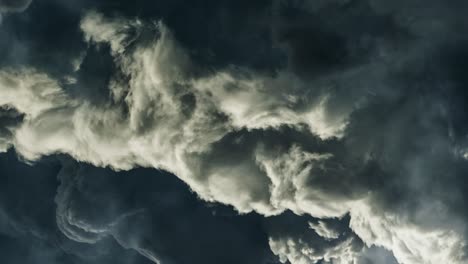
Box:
[0,0,468,263]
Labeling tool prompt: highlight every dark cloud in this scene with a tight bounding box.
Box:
[2,0,468,263]
[273,0,410,77]
[0,0,31,12]
[0,150,155,264]
[0,150,280,264]
[0,106,24,151]
[55,159,277,264]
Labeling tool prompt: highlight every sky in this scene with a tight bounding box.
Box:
[0,0,467,263]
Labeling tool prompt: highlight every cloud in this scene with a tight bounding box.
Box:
[3,11,352,216]
[0,0,32,12]
[0,150,278,264]
[266,212,365,264]
[0,150,154,264]
[53,157,278,264]
[80,11,143,55]
[0,105,23,152]
[2,1,468,264]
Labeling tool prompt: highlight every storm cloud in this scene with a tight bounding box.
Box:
[1,0,468,263]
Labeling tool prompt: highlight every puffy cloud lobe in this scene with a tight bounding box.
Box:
[255,143,369,218]
[350,202,468,264]
[267,212,364,264]
[309,220,341,240]
[80,11,144,55]
[266,212,399,264]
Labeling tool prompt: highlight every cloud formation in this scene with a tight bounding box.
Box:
[0,0,32,24]
[0,149,280,264]
[1,0,468,263]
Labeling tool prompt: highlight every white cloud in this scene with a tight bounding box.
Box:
[255,145,353,217]
[350,201,468,264]
[309,221,341,240]
[193,71,348,139]
[80,11,143,55]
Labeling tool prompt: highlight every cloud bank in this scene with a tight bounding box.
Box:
[1,0,468,263]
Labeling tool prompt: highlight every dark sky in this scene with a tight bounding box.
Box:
[1,0,468,263]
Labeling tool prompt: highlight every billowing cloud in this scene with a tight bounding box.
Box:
[0,150,279,264]
[266,212,364,264]
[2,1,468,264]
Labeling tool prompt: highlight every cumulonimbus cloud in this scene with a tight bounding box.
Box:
[1,5,468,264]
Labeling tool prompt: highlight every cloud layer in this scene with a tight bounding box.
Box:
[1,0,468,263]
